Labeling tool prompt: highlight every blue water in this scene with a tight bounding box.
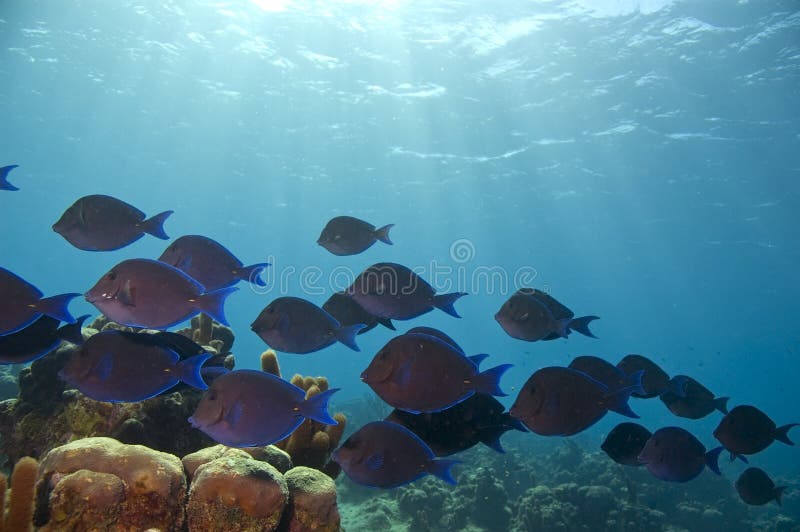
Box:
[1,0,798,484]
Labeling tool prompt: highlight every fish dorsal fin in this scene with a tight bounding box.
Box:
[117,279,135,306]
[366,453,384,470]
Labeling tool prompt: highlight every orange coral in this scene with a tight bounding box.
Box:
[0,456,38,532]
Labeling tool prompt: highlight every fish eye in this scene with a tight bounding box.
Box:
[207,390,218,401]
[107,272,117,281]
[266,307,274,314]
[528,386,536,395]
[342,437,358,449]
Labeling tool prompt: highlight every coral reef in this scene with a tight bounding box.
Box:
[34,437,186,531]
[0,315,235,467]
[261,350,347,479]
[0,456,38,531]
[282,466,341,532]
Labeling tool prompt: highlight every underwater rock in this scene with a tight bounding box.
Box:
[34,437,186,531]
[282,466,340,532]
[186,453,289,531]
[242,445,294,474]
[182,444,252,482]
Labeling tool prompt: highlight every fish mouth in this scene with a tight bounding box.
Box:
[84,292,97,304]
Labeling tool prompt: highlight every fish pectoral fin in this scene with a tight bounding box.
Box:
[117,279,135,306]
[225,401,244,427]
[95,353,114,381]
[366,453,384,471]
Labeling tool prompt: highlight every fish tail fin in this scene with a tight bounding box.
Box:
[507,416,529,433]
[334,324,366,351]
[774,423,799,446]
[56,314,89,345]
[195,286,238,326]
[472,363,513,397]
[666,375,690,397]
[481,430,507,454]
[177,353,213,390]
[426,458,459,485]
[625,370,647,397]
[705,446,723,475]
[375,224,394,245]
[603,386,639,419]
[775,486,786,506]
[568,315,599,338]
[200,365,229,385]
[36,293,79,323]
[233,262,270,287]
[433,292,467,318]
[299,388,340,425]
[377,317,395,331]
[713,396,730,415]
[0,164,19,191]
[141,210,173,240]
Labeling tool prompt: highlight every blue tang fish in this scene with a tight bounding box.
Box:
[189,369,339,447]
[251,296,364,353]
[85,258,237,329]
[509,366,642,436]
[0,267,78,336]
[495,288,598,342]
[0,314,87,364]
[332,420,460,488]
[617,354,688,399]
[362,332,512,413]
[158,234,270,291]
[0,165,19,191]
[713,405,798,458]
[569,355,645,394]
[601,422,652,467]
[347,263,466,320]
[638,426,722,483]
[736,467,786,506]
[53,194,173,251]
[317,216,394,256]
[58,330,211,402]
[659,375,728,419]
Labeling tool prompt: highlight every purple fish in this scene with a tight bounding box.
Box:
[509,366,640,436]
[53,194,172,251]
[85,258,237,329]
[736,468,785,506]
[713,405,797,457]
[0,165,19,191]
[0,314,87,364]
[59,330,211,402]
[347,263,466,320]
[659,375,728,419]
[386,393,527,457]
[322,292,394,335]
[158,234,269,291]
[638,426,722,483]
[317,216,394,256]
[362,332,511,413]
[189,369,339,447]
[495,289,598,342]
[251,296,365,354]
[332,420,459,488]
[601,422,652,467]
[0,267,78,335]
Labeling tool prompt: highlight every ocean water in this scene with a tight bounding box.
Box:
[1,0,799,527]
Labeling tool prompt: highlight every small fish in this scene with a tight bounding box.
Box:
[317,216,394,256]
[0,315,87,364]
[509,366,640,436]
[569,355,644,394]
[189,369,339,447]
[713,405,797,457]
[386,393,527,456]
[659,375,728,419]
[332,420,459,488]
[638,426,722,483]
[617,354,687,399]
[158,235,269,291]
[495,288,598,342]
[85,258,237,329]
[0,267,78,336]
[322,292,394,335]
[59,330,211,402]
[362,332,511,413]
[735,468,786,506]
[53,194,173,251]
[601,422,652,466]
[0,165,19,191]
[251,296,365,353]
[347,262,466,320]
